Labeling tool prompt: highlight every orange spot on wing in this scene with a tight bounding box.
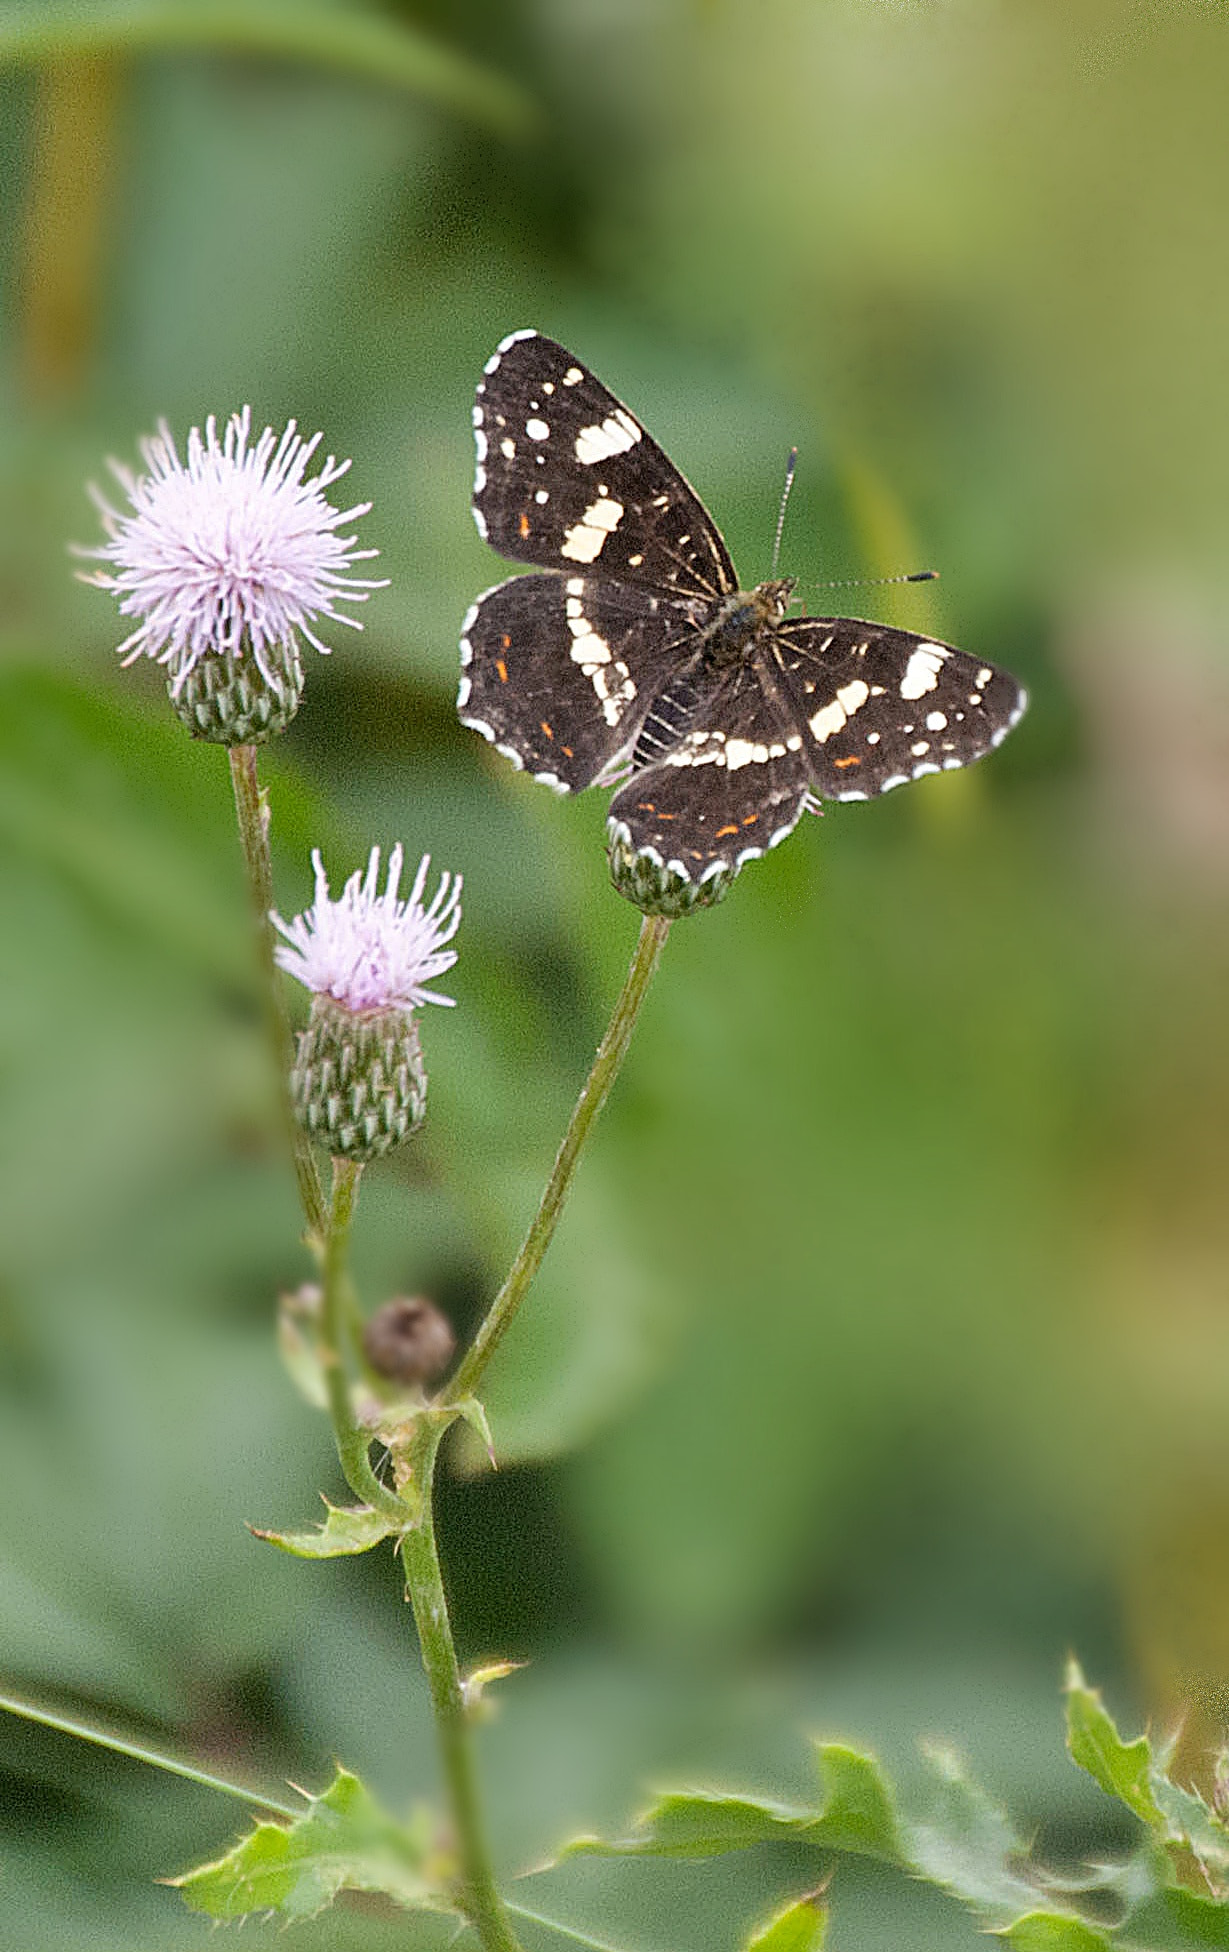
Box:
[714,822,739,838]
[495,658,508,683]
[540,720,553,739]
[834,754,861,769]
[561,744,574,757]
[742,812,759,825]
[518,513,531,538]
[501,633,511,649]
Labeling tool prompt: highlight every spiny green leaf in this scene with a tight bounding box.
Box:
[169,1765,454,1921]
[561,1788,821,1860]
[744,1890,828,1952]
[904,1741,1043,1922]
[1064,1661,1162,1825]
[998,1913,1113,1950]
[563,1745,901,1865]
[249,1498,405,1559]
[807,1742,902,1860]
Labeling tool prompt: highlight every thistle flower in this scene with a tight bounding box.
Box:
[272,847,461,1162]
[80,407,386,742]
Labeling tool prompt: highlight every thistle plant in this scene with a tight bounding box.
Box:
[6,392,1227,1952]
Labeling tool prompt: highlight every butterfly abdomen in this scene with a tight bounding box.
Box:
[632,668,704,769]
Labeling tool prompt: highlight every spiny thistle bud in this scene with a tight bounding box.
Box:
[79,407,386,744]
[607,822,738,918]
[363,1296,457,1387]
[272,846,461,1164]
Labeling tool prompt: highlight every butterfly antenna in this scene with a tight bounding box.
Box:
[813,568,939,591]
[770,448,798,576]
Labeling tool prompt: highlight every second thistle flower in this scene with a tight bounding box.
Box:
[272,847,461,1164]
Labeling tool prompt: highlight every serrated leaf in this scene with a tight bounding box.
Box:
[169,1765,454,1921]
[903,1741,1043,1923]
[563,1745,901,1866]
[250,1499,405,1559]
[807,1742,902,1859]
[1064,1662,1162,1825]
[562,1788,821,1860]
[998,1912,1112,1950]
[745,1891,828,1952]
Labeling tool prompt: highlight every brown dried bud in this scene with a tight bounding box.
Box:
[362,1296,456,1387]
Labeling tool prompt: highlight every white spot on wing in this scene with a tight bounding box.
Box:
[525,417,549,441]
[575,409,642,464]
[809,678,869,744]
[560,496,625,563]
[900,645,947,700]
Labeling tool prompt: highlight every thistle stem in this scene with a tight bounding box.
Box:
[400,1420,523,1952]
[442,911,671,1406]
[320,1157,406,1522]
[227,742,327,1243]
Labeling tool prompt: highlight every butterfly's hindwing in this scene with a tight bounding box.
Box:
[473,331,736,600]
[458,571,704,791]
[609,659,812,872]
[771,618,1029,803]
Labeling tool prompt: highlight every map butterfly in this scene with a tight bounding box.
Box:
[459,330,1027,883]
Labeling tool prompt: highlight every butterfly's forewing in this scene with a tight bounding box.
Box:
[769,618,1028,803]
[472,331,736,600]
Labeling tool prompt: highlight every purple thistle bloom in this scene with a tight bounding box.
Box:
[272,847,462,1014]
[80,407,386,695]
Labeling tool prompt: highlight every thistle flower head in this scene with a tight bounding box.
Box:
[272,846,462,1015]
[80,406,386,697]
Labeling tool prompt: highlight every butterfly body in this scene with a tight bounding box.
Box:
[460,330,1027,883]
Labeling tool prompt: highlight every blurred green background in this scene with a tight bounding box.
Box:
[2,2,1229,1947]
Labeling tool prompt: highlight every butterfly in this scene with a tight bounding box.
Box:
[458,330,1027,883]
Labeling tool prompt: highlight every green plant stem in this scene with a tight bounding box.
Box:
[442,910,671,1406]
[321,1157,406,1522]
[400,1418,523,1952]
[227,742,326,1243]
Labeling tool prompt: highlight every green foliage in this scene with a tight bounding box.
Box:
[0,1,536,135]
[1064,1662,1163,1826]
[1000,1918,1112,1952]
[249,1498,404,1559]
[744,1892,828,1952]
[170,1766,455,1923]
[559,1671,1229,1948]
